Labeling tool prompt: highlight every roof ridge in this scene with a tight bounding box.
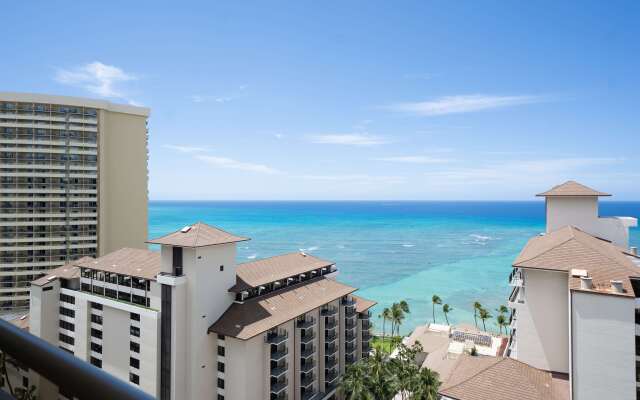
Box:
[441,356,502,392]
[514,226,577,266]
[571,228,638,272]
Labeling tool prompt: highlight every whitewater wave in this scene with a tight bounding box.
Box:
[299,246,319,252]
[470,234,493,241]
[247,254,257,259]
[401,244,416,248]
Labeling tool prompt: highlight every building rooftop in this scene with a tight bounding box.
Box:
[31,256,93,286]
[208,277,358,340]
[353,295,377,313]
[8,313,29,331]
[229,252,335,293]
[77,248,161,280]
[147,222,249,248]
[438,355,568,400]
[514,226,640,297]
[536,180,610,197]
[0,91,150,116]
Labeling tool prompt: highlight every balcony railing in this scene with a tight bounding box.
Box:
[324,318,337,329]
[321,307,337,317]
[301,389,317,400]
[342,297,356,306]
[267,331,289,345]
[325,371,339,385]
[300,373,315,388]
[325,356,337,369]
[300,360,316,373]
[508,268,524,287]
[300,332,316,344]
[271,363,288,378]
[297,317,316,329]
[270,379,288,394]
[271,348,288,361]
[345,354,356,364]
[300,345,315,359]
[0,319,154,400]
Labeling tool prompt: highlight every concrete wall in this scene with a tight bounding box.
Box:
[29,283,60,400]
[98,109,148,255]
[102,306,130,383]
[571,291,636,400]
[225,336,267,399]
[546,196,631,247]
[515,268,569,373]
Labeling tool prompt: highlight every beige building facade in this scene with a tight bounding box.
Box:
[0,92,149,311]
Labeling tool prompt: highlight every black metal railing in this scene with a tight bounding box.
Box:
[0,319,154,400]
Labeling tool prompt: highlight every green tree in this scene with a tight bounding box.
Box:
[340,362,374,400]
[399,300,410,314]
[496,314,507,335]
[442,304,452,325]
[496,304,509,315]
[411,368,441,400]
[391,303,405,337]
[473,301,482,328]
[479,308,492,332]
[431,295,442,324]
[380,307,392,347]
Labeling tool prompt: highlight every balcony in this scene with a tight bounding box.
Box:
[267,331,289,345]
[321,307,337,316]
[345,343,356,354]
[345,332,356,343]
[297,317,316,329]
[301,389,317,400]
[361,320,372,330]
[509,269,524,287]
[345,320,356,330]
[300,345,315,359]
[345,306,356,317]
[325,332,337,344]
[324,317,337,329]
[345,354,356,365]
[271,363,288,378]
[270,392,287,400]
[271,380,288,395]
[300,373,315,388]
[362,330,372,341]
[325,356,337,369]
[300,360,316,373]
[271,348,289,361]
[300,332,316,344]
[325,370,339,386]
[0,319,154,400]
[325,343,337,355]
[342,297,356,306]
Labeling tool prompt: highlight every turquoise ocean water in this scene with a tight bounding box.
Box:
[149,201,640,335]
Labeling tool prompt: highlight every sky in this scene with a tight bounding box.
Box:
[2,1,640,200]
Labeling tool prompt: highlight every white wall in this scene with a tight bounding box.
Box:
[515,269,569,373]
[571,291,636,400]
[102,306,130,383]
[546,197,632,247]
[225,336,267,400]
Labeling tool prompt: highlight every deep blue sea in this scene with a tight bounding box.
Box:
[149,201,640,335]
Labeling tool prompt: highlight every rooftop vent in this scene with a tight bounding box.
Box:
[580,276,593,290]
[46,275,57,281]
[571,269,588,278]
[610,280,624,293]
[180,226,192,233]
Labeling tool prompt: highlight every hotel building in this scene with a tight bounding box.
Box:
[0,92,149,312]
[28,222,375,400]
[506,181,640,400]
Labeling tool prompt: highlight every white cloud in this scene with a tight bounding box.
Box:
[163,144,209,153]
[310,133,388,146]
[55,61,136,98]
[387,94,545,116]
[196,155,280,174]
[374,156,453,164]
[274,133,284,139]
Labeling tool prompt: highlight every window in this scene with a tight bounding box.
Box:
[219,265,224,272]
[217,362,225,373]
[130,373,139,385]
[218,334,225,340]
[130,341,140,353]
[43,286,53,292]
[59,307,75,318]
[217,346,225,356]
[130,326,140,337]
[91,314,103,324]
[59,333,74,345]
[91,328,102,339]
[90,302,102,310]
[22,376,28,389]
[130,313,140,321]
[59,320,74,332]
[60,293,75,304]
[90,357,102,368]
[130,357,140,369]
[172,247,183,276]
[217,378,224,389]
[217,396,224,400]
[91,342,102,353]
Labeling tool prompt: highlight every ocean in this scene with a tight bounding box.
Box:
[149,201,640,335]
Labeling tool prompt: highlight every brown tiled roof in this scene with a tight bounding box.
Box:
[147,222,249,248]
[439,355,560,400]
[514,226,640,297]
[208,277,356,340]
[230,252,335,292]
[353,295,376,313]
[31,257,93,286]
[77,248,161,280]
[536,180,610,197]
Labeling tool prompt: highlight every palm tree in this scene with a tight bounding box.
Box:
[339,363,373,400]
[411,368,441,400]
[367,350,395,399]
[380,307,391,347]
[496,314,507,336]
[431,295,442,324]
[399,300,410,314]
[478,307,492,332]
[391,303,405,337]
[496,304,509,315]
[442,304,452,325]
[473,301,482,328]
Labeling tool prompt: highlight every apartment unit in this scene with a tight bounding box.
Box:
[506,181,640,400]
[28,222,375,400]
[0,92,149,312]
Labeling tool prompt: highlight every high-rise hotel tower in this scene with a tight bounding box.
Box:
[0,92,149,312]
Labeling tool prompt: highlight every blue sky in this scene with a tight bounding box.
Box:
[3,1,640,200]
